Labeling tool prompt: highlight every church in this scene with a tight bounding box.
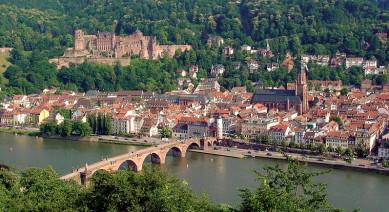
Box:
[251,65,309,115]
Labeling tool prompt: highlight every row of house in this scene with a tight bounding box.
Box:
[302,53,388,76]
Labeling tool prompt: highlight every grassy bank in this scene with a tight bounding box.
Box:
[0,128,40,136]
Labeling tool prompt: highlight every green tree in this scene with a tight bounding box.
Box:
[53,106,71,119]
[343,147,354,163]
[290,141,298,148]
[340,88,349,96]
[58,120,73,137]
[85,166,218,211]
[318,143,326,155]
[355,143,369,158]
[262,134,270,145]
[281,140,288,148]
[73,121,92,136]
[160,127,172,139]
[336,146,344,156]
[39,121,57,136]
[239,160,338,211]
[330,116,343,127]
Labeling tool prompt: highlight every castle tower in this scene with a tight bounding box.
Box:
[295,64,308,114]
[74,30,85,51]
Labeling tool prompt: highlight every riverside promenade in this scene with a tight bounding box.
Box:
[191,147,389,175]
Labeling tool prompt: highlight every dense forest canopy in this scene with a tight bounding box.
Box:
[0,0,388,94]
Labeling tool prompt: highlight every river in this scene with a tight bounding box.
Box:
[0,133,388,211]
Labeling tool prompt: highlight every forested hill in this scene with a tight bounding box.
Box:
[1,0,388,53]
[0,0,388,95]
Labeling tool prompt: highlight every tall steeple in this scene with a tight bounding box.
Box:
[296,63,308,114]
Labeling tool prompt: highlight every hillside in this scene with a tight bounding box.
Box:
[0,0,387,94]
[0,51,10,73]
[0,0,387,55]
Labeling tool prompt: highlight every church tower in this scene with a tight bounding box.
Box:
[296,64,308,114]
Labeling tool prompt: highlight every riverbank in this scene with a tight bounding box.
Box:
[0,127,40,136]
[97,135,161,147]
[190,149,245,158]
[98,139,152,146]
[44,136,153,146]
[193,147,389,175]
[43,135,99,142]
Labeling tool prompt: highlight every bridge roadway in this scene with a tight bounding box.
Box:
[61,138,215,185]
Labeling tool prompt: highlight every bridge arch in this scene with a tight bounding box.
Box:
[138,151,166,171]
[148,152,163,164]
[166,146,184,157]
[188,142,201,150]
[117,159,140,172]
[90,169,110,179]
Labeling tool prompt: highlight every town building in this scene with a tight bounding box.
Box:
[210,64,225,77]
[207,36,224,47]
[172,123,189,139]
[246,59,259,73]
[269,123,291,143]
[378,137,389,159]
[223,47,234,56]
[346,57,364,69]
[238,115,279,138]
[325,131,350,149]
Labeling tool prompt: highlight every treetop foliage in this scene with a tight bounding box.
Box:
[0,160,343,211]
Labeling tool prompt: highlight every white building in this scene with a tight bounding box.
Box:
[210,64,225,77]
[223,46,234,56]
[55,113,65,125]
[269,123,290,143]
[378,140,389,159]
[216,116,223,139]
[246,60,259,73]
[266,63,279,72]
[241,45,252,52]
[346,57,364,69]
[172,123,189,139]
[13,112,28,125]
[111,115,136,135]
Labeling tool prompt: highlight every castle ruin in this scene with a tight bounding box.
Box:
[50,30,192,69]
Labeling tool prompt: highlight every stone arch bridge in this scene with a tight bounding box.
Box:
[61,138,216,185]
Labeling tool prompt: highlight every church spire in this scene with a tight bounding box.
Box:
[296,62,308,114]
[297,63,308,85]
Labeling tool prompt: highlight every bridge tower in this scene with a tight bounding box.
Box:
[80,163,92,186]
